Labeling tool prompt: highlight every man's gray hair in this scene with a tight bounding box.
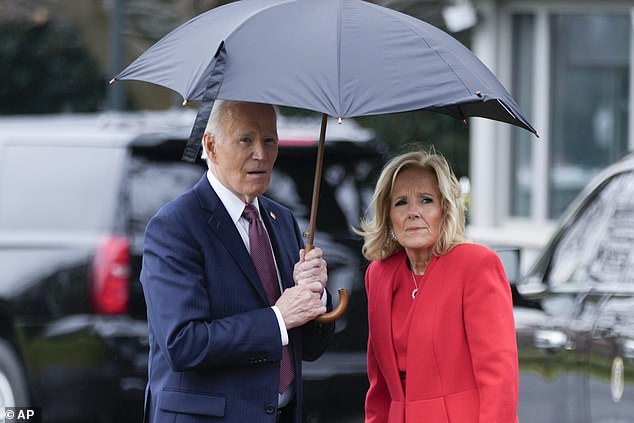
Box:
[200,99,231,160]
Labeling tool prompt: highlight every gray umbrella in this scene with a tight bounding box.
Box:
[113,0,536,136]
[112,0,537,321]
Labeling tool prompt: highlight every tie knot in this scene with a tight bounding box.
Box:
[242,203,260,223]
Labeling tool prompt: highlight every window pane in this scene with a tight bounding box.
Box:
[547,172,634,287]
[549,14,630,218]
[511,14,535,217]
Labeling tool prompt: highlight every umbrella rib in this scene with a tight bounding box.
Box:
[406,30,473,99]
[337,0,343,117]
[496,98,518,120]
[369,4,474,99]
[222,0,299,45]
[456,104,466,121]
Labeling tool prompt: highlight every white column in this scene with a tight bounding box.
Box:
[532,9,550,222]
[469,0,499,227]
[496,9,514,223]
[629,7,634,150]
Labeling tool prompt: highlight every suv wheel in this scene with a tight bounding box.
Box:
[0,340,28,407]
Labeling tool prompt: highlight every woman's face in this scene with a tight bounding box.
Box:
[389,167,444,257]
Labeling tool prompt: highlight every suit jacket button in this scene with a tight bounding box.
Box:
[265,404,276,414]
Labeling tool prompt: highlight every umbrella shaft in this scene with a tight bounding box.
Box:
[306,113,328,252]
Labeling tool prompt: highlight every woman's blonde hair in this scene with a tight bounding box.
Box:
[356,148,467,261]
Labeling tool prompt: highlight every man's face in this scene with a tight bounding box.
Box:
[205,102,279,203]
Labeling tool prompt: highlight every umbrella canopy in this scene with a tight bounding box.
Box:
[114,0,536,149]
[113,0,537,322]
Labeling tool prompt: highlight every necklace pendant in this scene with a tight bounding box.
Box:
[411,288,418,299]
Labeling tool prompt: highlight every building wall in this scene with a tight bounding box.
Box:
[467,0,633,272]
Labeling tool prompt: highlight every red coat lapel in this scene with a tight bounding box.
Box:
[368,253,405,401]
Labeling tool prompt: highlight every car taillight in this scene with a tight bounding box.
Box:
[91,236,130,315]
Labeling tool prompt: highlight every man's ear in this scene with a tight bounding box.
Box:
[203,133,216,161]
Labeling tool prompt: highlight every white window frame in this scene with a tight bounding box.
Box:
[496,0,634,225]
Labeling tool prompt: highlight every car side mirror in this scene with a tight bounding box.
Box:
[493,246,520,285]
[516,275,549,298]
[492,247,548,307]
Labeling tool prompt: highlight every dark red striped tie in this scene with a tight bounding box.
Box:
[242,203,295,393]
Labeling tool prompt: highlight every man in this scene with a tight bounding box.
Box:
[140,100,335,423]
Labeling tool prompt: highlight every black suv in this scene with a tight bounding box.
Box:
[0,111,387,422]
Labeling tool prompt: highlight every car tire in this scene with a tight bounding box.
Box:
[0,339,29,407]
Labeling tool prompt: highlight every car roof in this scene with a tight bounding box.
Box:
[571,150,634,199]
[0,109,375,148]
[548,150,634,236]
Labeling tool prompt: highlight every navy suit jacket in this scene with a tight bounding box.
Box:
[140,175,334,423]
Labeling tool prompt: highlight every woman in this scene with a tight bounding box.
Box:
[357,150,519,423]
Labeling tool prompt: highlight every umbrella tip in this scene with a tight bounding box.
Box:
[182,99,188,106]
[109,78,116,85]
[337,117,342,124]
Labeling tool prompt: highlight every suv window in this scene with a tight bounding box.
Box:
[126,152,203,252]
[0,144,124,232]
[269,143,381,234]
[547,171,634,287]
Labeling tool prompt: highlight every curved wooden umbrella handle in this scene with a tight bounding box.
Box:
[315,288,349,323]
[304,244,351,323]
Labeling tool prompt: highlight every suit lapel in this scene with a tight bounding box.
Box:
[193,177,269,304]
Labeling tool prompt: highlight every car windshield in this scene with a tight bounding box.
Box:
[0,144,124,232]
[547,171,634,286]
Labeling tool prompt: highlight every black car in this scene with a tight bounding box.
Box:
[513,152,634,423]
[0,111,387,422]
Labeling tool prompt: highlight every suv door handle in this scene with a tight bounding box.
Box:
[594,326,617,339]
[534,329,575,352]
[623,340,634,363]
